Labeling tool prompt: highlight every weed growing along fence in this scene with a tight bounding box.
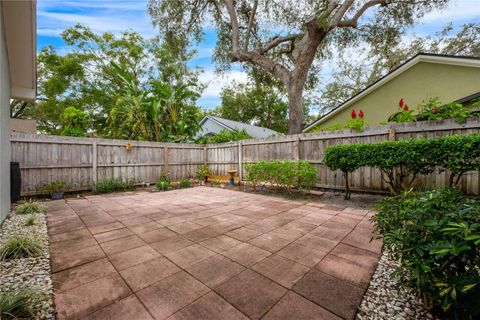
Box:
[10,118,480,196]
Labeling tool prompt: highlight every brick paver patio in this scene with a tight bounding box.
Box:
[45,187,382,320]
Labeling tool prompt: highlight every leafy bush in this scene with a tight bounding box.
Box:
[196,165,211,181]
[25,214,36,226]
[417,98,472,123]
[196,129,251,144]
[15,202,46,215]
[245,160,317,193]
[0,288,39,320]
[0,235,43,261]
[372,189,480,319]
[159,172,169,183]
[92,179,134,194]
[178,178,191,188]
[323,134,480,196]
[388,97,475,124]
[156,180,170,191]
[42,180,70,194]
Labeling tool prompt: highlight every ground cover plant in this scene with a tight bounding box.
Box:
[245,160,317,193]
[15,202,46,215]
[372,189,480,319]
[0,235,43,261]
[92,179,134,194]
[324,133,480,198]
[178,178,192,188]
[0,288,39,320]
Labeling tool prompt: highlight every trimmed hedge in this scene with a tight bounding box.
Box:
[324,134,480,198]
[245,160,317,193]
[373,189,480,319]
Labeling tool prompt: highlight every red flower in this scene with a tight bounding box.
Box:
[359,109,365,119]
[403,104,409,111]
[399,98,404,108]
[351,108,357,119]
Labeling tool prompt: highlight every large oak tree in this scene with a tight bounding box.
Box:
[148,0,450,133]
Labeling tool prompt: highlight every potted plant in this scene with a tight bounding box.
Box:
[196,165,211,185]
[43,180,69,200]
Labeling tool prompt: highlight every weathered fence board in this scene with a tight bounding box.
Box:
[11,118,480,196]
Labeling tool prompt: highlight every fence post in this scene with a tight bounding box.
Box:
[92,141,97,185]
[294,136,301,160]
[238,141,243,181]
[164,145,169,173]
[388,127,396,141]
[204,146,207,166]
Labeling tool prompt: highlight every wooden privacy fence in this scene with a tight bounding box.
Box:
[11,118,480,196]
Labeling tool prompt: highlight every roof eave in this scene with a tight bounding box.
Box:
[303,54,480,132]
[2,0,37,101]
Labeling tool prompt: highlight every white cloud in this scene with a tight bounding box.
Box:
[420,0,480,22]
[37,0,157,38]
[199,69,249,98]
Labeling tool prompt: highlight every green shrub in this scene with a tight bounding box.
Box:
[92,179,134,194]
[25,214,36,226]
[323,134,480,197]
[42,180,70,195]
[15,202,46,215]
[372,189,480,319]
[178,178,192,188]
[196,165,211,181]
[0,288,39,320]
[245,160,317,193]
[0,235,43,261]
[159,172,169,183]
[156,180,170,191]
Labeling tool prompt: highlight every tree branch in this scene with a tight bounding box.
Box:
[260,34,300,54]
[244,0,258,51]
[337,0,388,28]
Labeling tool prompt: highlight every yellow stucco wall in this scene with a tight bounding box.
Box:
[309,62,480,130]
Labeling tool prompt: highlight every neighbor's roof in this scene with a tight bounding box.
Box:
[199,115,279,138]
[303,53,480,132]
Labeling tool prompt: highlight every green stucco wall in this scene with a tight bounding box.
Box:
[309,62,480,131]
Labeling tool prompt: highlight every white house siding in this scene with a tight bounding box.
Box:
[0,5,11,223]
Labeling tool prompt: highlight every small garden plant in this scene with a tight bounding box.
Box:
[25,214,36,226]
[372,189,480,319]
[156,172,170,191]
[196,165,211,183]
[92,179,134,194]
[0,288,39,320]
[42,180,70,199]
[15,202,46,215]
[178,178,192,188]
[0,235,43,261]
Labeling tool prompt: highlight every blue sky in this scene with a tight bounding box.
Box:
[37,0,480,109]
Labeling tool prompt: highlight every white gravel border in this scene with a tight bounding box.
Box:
[0,207,55,319]
[356,249,439,320]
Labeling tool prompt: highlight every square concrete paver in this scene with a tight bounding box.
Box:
[216,269,287,320]
[186,254,245,288]
[262,291,341,320]
[252,254,310,288]
[166,292,248,320]
[45,188,381,319]
[222,243,271,267]
[137,271,210,319]
[293,270,365,320]
[120,257,180,291]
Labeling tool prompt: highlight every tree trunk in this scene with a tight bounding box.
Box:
[287,84,304,134]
